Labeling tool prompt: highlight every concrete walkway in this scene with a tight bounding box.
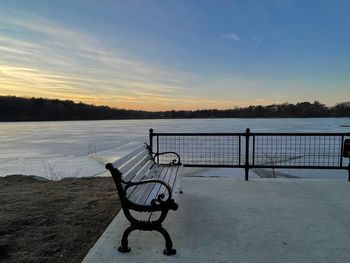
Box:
[83,176,350,263]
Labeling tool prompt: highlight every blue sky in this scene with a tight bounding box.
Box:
[0,0,349,110]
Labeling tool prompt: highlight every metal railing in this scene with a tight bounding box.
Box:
[149,128,350,181]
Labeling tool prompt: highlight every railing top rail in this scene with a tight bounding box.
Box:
[251,132,350,136]
[152,131,350,136]
[153,132,244,136]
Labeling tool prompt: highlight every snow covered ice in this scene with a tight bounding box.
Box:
[0,118,349,179]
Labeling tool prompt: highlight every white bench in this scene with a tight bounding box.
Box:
[105,143,183,255]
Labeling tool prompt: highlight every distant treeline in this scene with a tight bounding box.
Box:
[0,96,350,121]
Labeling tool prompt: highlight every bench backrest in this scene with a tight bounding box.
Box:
[110,144,154,182]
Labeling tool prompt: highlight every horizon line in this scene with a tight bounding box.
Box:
[1,95,349,112]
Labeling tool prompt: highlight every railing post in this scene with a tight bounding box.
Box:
[348,158,350,182]
[156,135,159,164]
[149,128,154,154]
[245,128,251,181]
[340,136,344,167]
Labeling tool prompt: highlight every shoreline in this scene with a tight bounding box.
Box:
[1,116,350,124]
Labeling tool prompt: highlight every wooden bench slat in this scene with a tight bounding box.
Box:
[146,165,178,205]
[144,166,172,205]
[157,166,180,201]
[127,164,163,203]
[135,165,167,205]
[122,155,152,182]
[132,165,166,205]
[112,144,148,168]
[171,165,183,200]
[126,164,181,205]
[130,160,154,182]
[126,161,158,198]
[166,166,179,187]
[119,148,149,175]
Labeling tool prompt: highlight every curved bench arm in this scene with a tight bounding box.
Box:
[150,150,182,166]
[124,178,173,202]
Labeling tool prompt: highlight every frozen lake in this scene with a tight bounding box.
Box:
[0,118,349,179]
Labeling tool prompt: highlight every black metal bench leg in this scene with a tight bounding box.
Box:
[118,225,137,253]
[155,226,176,255]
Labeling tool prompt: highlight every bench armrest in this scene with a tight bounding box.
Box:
[125,178,173,202]
[151,151,182,165]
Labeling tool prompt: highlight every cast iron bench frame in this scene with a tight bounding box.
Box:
[105,143,182,256]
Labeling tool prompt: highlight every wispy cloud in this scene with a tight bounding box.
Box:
[253,36,263,43]
[222,33,240,42]
[0,10,309,111]
[0,12,202,110]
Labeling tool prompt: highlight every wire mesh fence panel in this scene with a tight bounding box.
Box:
[156,135,241,166]
[252,135,344,168]
[150,131,349,175]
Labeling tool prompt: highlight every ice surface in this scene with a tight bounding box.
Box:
[0,118,349,179]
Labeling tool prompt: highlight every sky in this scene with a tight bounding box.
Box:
[0,0,349,111]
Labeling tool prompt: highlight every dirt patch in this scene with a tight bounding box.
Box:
[0,175,120,263]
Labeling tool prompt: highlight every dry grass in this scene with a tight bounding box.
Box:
[0,175,120,263]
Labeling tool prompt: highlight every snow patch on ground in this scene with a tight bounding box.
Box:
[0,142,144,179]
